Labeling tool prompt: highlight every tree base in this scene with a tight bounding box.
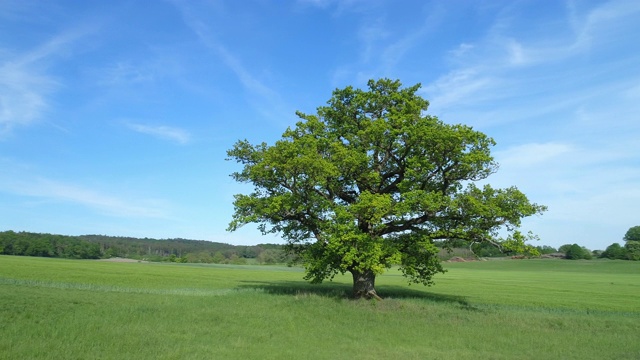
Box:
[352,270,382,300]
[354,289,383,301]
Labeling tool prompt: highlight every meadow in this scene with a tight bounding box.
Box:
[1,255,638,359]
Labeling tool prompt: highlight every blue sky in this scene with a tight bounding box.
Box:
[1,0,639,250]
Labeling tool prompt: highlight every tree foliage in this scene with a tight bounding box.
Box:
[557,244,571,254]
[0,231,289,263]
[625,241,640,261]
[623,226,640,242]
[600,243,627,260]
[227,79,546,298]
[564,244,592,260]
[0,231,101,259]
[599,227,640,261]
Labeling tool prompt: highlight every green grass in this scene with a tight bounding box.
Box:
[1,256,639,359]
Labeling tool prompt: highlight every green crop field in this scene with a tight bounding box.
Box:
[1,255,638,359]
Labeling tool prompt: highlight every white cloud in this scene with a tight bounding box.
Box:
[424,1,640,116]
[487,137,640,249]
[496,142,573,169]
[506,40,526,66]
[0,160,169,219]
[170,0,294,127]
[297,0,333,9]
[0,28,89,136]
[570,0,640,51]
[0,62,56,135]
[28,179,168,218]
[171,2,274,100]
[296,0,373,15]
[357,19,390,64]
[422,69,496,111]
[99,61,156,85]
[330,3,443,85]
[125,122,191,144]
[450,43,474,58]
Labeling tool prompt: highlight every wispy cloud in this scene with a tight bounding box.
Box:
[297,0,334,8]
[489,138,640,247]
[0,1,40,23]
[378,5,444,71]
[25,179,169,218]
[496,142,573,169]
[330,2,442,86]
[169,0,292,125]
[0,158,169,219]
[124,122,191,144]
[0,28,89,136]
[170,1,273,99]
[99,61,156,85]
[356,19,390,64]
[296,0,373,15]
[424,1,640,115]
[569,0,640,53]
[0,61,56,135]
[422,68,496,110]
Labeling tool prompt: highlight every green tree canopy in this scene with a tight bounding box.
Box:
[227,79,546,299]
[625,241,640,261]
[558,244,573,254]
[565,244,592,260]
[601,243,627,260]
[622,226,640,261]
[623,226,640,242]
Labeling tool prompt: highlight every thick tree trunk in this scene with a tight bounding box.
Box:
[351,270,382,300]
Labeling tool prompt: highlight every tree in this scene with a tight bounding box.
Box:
[625,241,640,261]
[211,251,226,264]
[227,79,546,299]
[565,244,591,260]
[623,226,640,242]
[620,226,640,261]
[558,244,573,254]
[535,245,557,255]
[600,243,627,260]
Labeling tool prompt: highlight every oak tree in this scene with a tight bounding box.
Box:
[227,79,546,299]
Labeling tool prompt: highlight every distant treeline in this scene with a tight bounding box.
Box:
[0,231,291,264]
[0,231,102,259]
[2,230,637,263]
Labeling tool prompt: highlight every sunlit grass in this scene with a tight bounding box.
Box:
[1,256,638,359]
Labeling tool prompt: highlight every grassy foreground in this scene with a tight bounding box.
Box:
[1,256,638,359]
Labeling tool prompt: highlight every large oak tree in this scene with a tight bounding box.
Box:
[227,79,546,299]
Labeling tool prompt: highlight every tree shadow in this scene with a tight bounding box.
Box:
[238,280,477,310]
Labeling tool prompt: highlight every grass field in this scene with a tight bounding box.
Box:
[1,255,638,359]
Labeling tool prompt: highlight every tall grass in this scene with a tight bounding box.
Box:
[1,256,638,359]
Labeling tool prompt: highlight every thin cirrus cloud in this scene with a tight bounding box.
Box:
[0,170,168,219]
[99,61,156,86]
[424,1,640,114]
[31,179,168,219]
[169,1,276,101]
[0,41,60,135]
[124,122,192,144]
[495,142,573,169]
[0,27,91,136]
[0,61,55,135]
[169,1,296,127]
[329,3,440,86]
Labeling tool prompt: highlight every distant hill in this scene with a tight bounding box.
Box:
[0,230,291,264]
